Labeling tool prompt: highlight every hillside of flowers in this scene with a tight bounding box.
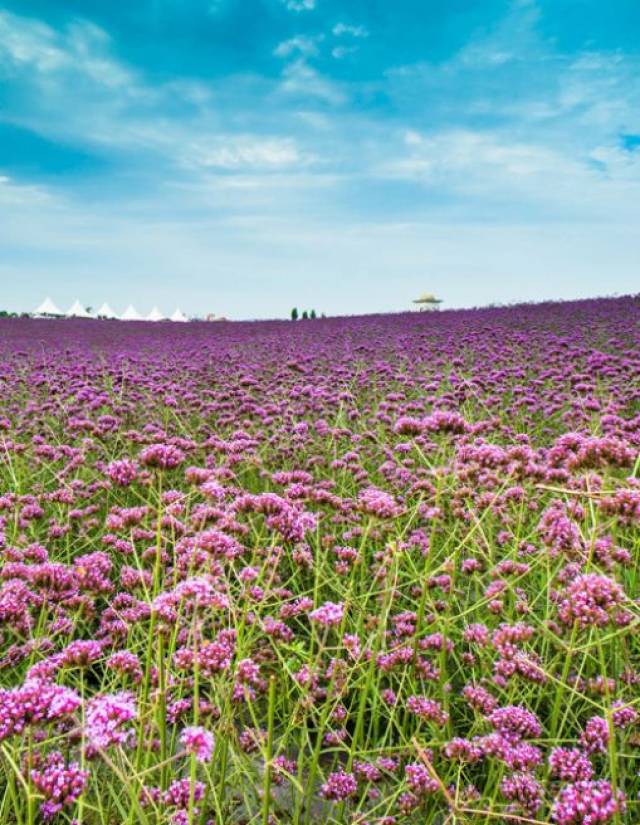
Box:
[0,296,639,824]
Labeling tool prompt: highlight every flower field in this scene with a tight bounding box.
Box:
[0,296,639,824]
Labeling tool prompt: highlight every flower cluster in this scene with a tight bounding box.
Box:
[551,780,625,824]
[180,725,214,763]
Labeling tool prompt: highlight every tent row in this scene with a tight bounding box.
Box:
[33,298,189,322]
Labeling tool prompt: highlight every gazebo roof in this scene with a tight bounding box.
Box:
[121,304,143,321]
[96,303,118,319]
[171,308,188,322]
[146,306,165,322]
[413,292,442,304]
[66,300,93,318]
[34,297,63,316]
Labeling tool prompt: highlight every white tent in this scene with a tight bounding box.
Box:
[171,308,188,323]
[66,300,93,318]
[121,304,143,321]
[96,302,118,319]
[34,297,63,316]
[146,306,165,322]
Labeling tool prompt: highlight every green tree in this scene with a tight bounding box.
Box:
[291,307,299,321]
[310,309,317,319]
[302,310,309,320]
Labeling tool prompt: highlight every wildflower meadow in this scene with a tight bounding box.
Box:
[0,296,639,824]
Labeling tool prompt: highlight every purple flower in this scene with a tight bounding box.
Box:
[404,763,439,795]
[320,769,358,801]
[579,716,609,755]
[500,771,544,815]
[406,696,449,726]
[164,778,205,809]
[106,459,139,487]
[487,705,542,741]
[357,487,402,519]
[548,747,594,782]
[557,574,624,628]
[551,780,625,824]
[309,601,344,628]
[85,692,137,751]
[31,752,89,821]
[139,444,185,470]
[180,725,214,763]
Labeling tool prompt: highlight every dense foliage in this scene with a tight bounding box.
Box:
[0,296,639,824]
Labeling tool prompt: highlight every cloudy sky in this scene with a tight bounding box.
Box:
[1,0,639,318]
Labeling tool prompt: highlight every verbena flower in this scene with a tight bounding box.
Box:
[180,725,214,763]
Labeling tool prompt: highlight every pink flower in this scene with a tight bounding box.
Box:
[548,748,593,782]
[500,771,543,816]
[106,459,138,487]
[557,574,624,628]
[357,487,402,519]
[405,763,439,795]
[180,725,214,763]
[580,716,609,754]
[309,601,344,628]
[406,696,449,726]
[85,692,137,751]
[31,751,89,821]
[320,770,358,801]
[139,444,185,470]
[551,780,625,824]
[487,705,542,741]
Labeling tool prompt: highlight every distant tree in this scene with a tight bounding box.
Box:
[310,309,317,319]
[302,310,309,320]
[321,312,326,318]
[291,307,299,321]
[86,306,93,315]
[0,310,8,317]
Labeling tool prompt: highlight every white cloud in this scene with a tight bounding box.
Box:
[0,10,300,176]
[0,175,56,207]
[331,46,357,60]
[378,127,640,221]
[455,0,541,68]
[280,59,345,104]
[332,23,368,38]
[331,21,368,57]
[274,35,321,58]
[282,0,315,12]
[0,11,134,89]
[182,136,306,170]
[394,129,565,178]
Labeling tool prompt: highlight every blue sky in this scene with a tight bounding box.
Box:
[1,0,639,318]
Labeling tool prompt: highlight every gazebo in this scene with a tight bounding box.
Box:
[66,300,93,318]
[412,292,443,311]
[121,305,143,321]
[171,308,188,323]
[146,306,165,322]
[34,297,63,317]
[96,303,118,319]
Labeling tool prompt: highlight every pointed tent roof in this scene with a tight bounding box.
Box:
[146,306,165,322]
[121,304,143,321]
[171,308,188,323]
[96,303,118,319]
[66,300,92,318]
[34,297,63,316]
